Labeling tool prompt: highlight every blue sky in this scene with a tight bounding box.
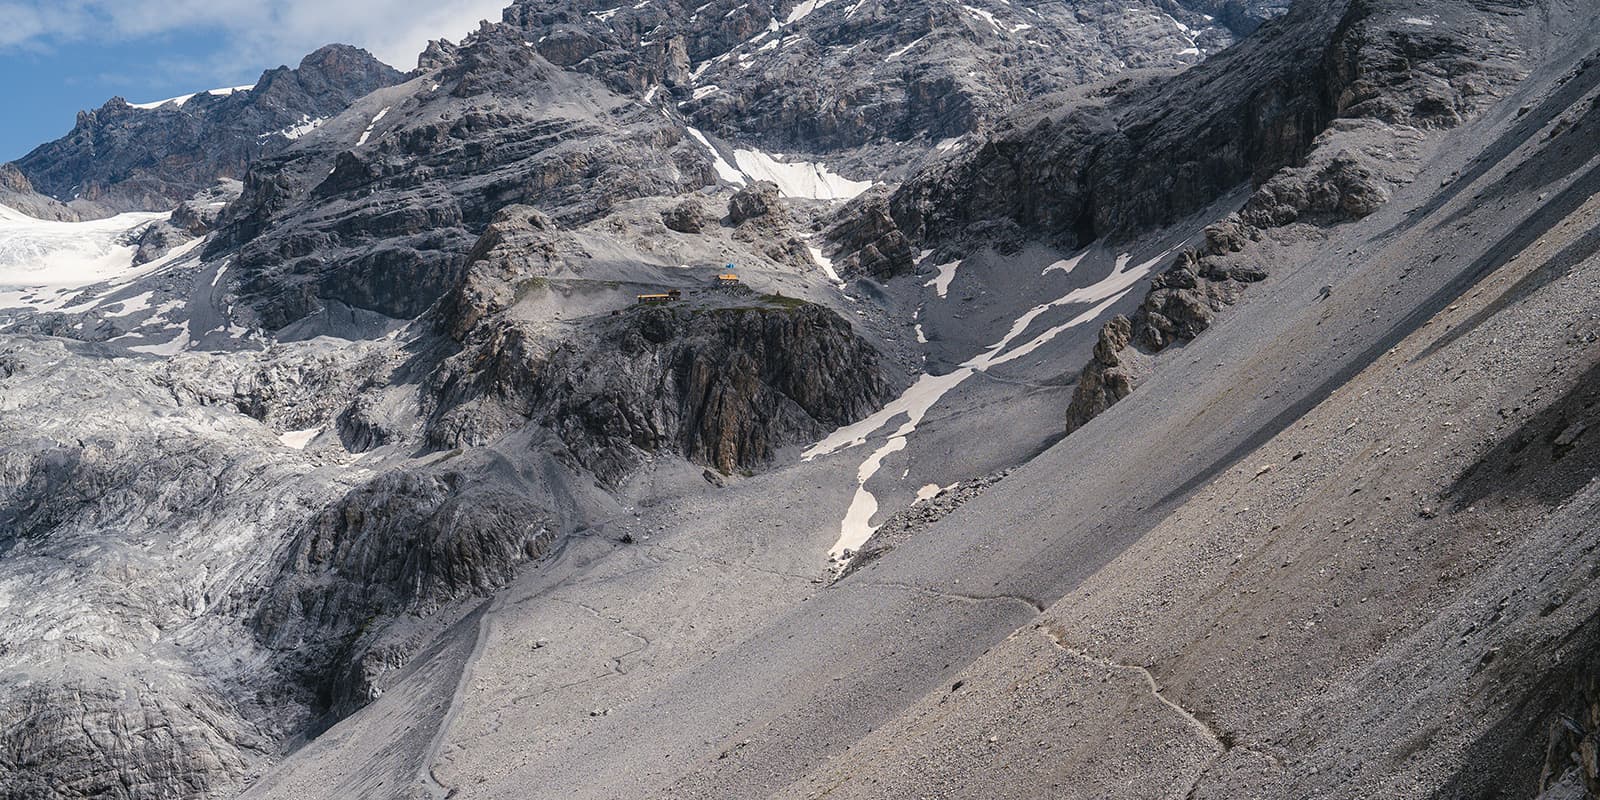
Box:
[0,0,511,162]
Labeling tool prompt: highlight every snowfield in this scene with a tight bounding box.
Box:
[0,205,167,311]
[685,127,873,201]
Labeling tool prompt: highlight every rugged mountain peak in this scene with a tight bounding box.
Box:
[6,45,403,214]
[255,44,404,110]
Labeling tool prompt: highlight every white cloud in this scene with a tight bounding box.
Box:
[0,0,512,69]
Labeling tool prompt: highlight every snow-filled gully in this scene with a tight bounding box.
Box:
[805,249,1170,560]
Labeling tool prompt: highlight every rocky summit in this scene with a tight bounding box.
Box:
[1,0,1599,797]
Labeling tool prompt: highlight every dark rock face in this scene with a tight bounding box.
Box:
[846,0,1528,436]
[8,45,402,213]
[211,30,705,333]
[1064,314,1149,433]
[438,204,564,342]
[888,0,1523,253]
[0,163,83,221]
[131,180,243,264]
[825,187,918,279]
[662,198,709,233]
[727,181,782,225]
[3,680,262,800]
[547,302,889,481]
[254,465,559,717]
[429,300,890,485]
[493,0,1272,159]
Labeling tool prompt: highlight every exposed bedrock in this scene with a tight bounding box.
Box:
[1052,0,1535,433]
[889,0,1522,251]
[427,299,891,485]
[253,463,562,719]
[210,33,704,333]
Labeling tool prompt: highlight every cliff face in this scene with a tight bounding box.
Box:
[1056,0,1531,432]
[887,0,1524,252]
[8,45,402,214]
[0,164,81,222]
[429,298,891,485]
[496,0,1271,157]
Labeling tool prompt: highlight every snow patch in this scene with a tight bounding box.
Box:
[686,127,747,184]
[960,4,1003,32]
[279,427,322,450]
[1043,250,1087,275]
[731,148,872,200]
[808,245,843,284]
[105,291,154,317]
[129,326,191,356]
[355,106,392,147]
[924,260,960,298]
[686,129,871,200]
[885,35,928,61]
[810,248,1170,560]
[263,115,327,141]
[784,0,838,24]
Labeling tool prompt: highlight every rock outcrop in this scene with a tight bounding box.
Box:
[825,187,918,280]
[430,298,890,485]
[0,163,83,221]
[888,0,1523,252]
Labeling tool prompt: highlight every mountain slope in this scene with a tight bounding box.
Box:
[3,0,1597,798]
[247,0,1598,797]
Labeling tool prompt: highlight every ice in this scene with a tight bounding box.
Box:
[0,205,168,311]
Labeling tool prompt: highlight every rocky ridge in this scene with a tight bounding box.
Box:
[7,45,402,216]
